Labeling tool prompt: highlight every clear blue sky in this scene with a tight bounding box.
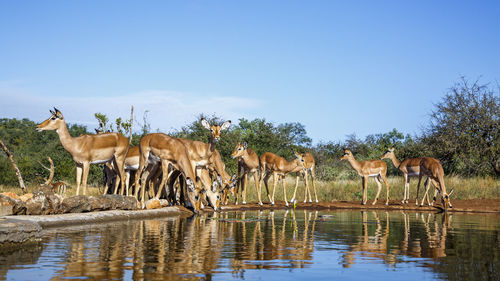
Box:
[1,0,499,144]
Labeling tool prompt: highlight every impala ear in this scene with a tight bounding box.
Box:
[243,141,248,149]
[212,180,218,192]
[53,108,63,119]
[220,120,231,131]
[292,150,300,158]
[201,118,211,130]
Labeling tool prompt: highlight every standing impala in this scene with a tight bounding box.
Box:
[290,152,318,203]
[231,141,262,205]
[259,151,305,206]
[380,148,423,204]
[37,108,129,196]
[340,149,390,205]
[416,157,453,209]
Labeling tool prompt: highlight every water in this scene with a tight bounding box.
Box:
[1,210,499,280]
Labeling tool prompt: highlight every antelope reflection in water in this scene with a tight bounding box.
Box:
[47,210,318,280]
[33,210,455,280]
[342,211,452,268]
[228,210,318,276]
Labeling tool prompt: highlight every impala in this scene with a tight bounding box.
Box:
[290,152,318,203]
[231,142,262,205]
[416,157,453,209]
[133,133,201,210]
[259,151,305,206]
[380,148,424,204]
[340,149,390,205]
[37,108,129,196]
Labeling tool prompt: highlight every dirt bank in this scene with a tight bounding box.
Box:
[0,206,192,247]
[220,199,500,214]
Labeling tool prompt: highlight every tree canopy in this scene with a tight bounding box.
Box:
[1,78,498,187]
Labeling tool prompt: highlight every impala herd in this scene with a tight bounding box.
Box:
[36,108,454,212]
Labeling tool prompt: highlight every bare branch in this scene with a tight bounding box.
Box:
[0,140,27,194]
[39,157,55,185]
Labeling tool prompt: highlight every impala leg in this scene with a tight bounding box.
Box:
[421,178,432,206]
[112,157,125,196]
[430,179,440,206]
[235,166,242,205]
[242,173,248,204]
[405,177,411,204]
[81,162,90,196]
[125,171,130,196]
[262,171,273,204]
[311,168,318,203]
[402,174,408,204]
[416,174,423,206]
[139,167,151,206]
[155,161,170,199]
[304,169,312,203]
[133,166,141,199]
[272,172,277,204]
[291,172,300,203]
[283,175,289,207]
[361,177,367,205]
[373,176,382,205]
[76,164,83,195]
[382,174,390,205]
[134,149,148,199]
[253,172,263,206]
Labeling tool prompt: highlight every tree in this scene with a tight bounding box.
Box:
[423,77,500,176]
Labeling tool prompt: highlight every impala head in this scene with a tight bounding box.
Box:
[436,188,454,209]
[340,149,353,161]
[231,141,248,158]
[380,147,395,160]
[185,178,202,213]
[225,174,238,196]
[201,118,231,142]
[37,108,64,132]
[207,180,222,211]
[292,150,307,167]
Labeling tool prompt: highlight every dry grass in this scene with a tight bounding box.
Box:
[228,175,500,204]
[1,176,498,203]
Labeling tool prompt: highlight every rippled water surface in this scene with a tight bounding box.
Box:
[1,210,499,280]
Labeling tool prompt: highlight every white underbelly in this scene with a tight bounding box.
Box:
[91,158,113,164]
[148,154,161,163]
[407,172,419,177]
[195,159,209,167]
[368,174,380,177]
[126,164,139,170]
